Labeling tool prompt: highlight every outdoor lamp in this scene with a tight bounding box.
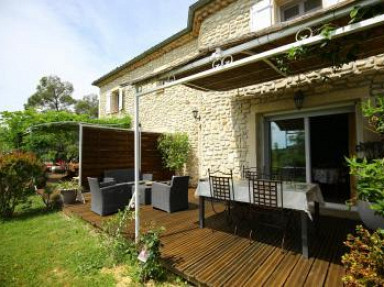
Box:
[192,109,200,121]
[294,90,305,110]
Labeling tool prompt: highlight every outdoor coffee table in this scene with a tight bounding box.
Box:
[130,181,152,205]
[196,179,324,258]
[139,183,152,205]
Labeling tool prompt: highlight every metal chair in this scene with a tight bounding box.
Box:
[248,176,289,250]
[208,168,234,223]
[242,166,260,179]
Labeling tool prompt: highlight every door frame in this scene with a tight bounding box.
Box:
[263,105,356,188]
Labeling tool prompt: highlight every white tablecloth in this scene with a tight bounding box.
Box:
[196,179,324,219]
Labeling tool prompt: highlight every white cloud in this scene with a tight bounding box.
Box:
[0,0,196,112]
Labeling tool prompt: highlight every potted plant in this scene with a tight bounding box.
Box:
[346,95,384,229]
[54,180,79,204]
[157,133,190,175]
[346,157,384,229]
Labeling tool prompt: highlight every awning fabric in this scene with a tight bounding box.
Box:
[178,18,384,92]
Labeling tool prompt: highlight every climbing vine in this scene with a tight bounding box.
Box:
[271,5,383,76]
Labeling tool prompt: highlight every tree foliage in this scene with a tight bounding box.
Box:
[25,75,76,111]
[75,94,99,118]
[0,110,132,162]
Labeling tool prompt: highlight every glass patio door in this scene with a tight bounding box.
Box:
[266,118,307,182]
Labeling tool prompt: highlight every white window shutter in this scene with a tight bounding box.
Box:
[323,0,340,8]
[118,88,123,111]
[106,92,111,114]
[250,0,272,32]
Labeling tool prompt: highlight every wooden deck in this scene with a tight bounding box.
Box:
[64,189,358,287]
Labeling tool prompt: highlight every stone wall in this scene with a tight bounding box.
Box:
[96,0,384,185]
[198,0,255,50]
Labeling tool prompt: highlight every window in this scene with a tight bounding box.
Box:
[106,88,124,114]
[111,90,119,113]
[280,0,322,22]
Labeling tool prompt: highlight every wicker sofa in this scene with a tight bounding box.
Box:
[88,177,132,216]
[104,168,138,183]
[151,176,189,213]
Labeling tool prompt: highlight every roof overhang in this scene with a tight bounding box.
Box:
[134,11,384,97]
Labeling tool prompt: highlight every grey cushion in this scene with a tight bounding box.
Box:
[104,168,137,183]
[151,176,189,213]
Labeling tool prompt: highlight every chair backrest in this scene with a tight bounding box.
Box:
[242,166,259,179]
[249,177,282,209]
[208,169,233,201]
[171,176,189,191]
[87,177,100,193]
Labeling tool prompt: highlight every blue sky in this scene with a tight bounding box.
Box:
[0,0,196,112]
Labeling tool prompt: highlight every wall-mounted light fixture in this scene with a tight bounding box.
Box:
[192,109,201,121]
[294,90,305,110]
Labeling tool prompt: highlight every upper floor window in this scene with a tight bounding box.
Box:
[280,0,322,22]
[106,88,124,114]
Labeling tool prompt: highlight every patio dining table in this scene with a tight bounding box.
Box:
[196,179,325,258]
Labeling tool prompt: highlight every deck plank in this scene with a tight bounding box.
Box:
[64,190,358,287]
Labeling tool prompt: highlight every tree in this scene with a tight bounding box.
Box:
[0,109,132,159]
[75,94,99,118]
[25,75,76,111]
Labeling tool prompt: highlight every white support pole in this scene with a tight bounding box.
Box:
[78,124,83,188]
[134,86,140,243]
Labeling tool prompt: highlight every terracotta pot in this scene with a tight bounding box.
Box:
[60,189,77,204]
[357,200,384,230]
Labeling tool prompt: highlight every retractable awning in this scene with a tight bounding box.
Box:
[132,11,384,242]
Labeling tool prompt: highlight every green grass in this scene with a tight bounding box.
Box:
[0,196,187,287]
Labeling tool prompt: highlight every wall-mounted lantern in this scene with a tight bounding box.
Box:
[192,109,201,121]
[294,90,305,110]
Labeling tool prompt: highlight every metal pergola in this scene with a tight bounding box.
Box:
[128,12,384,242]
[28,121,132,188]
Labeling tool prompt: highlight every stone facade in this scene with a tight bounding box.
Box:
[198,0,254,49]
[96,0,384,186]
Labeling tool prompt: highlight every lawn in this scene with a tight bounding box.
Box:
[0,196,186,287]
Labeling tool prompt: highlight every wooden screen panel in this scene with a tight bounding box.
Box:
[81,127,173,190]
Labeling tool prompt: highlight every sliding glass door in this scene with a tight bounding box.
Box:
[268,118,306,182]
[264,107,355,203]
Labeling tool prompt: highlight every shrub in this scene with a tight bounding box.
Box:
[0,152,43,218]
[102,207,137,264]
[40,186,63,211]
[157,133,189,174]
[342,225,384,286]
[138,227,166,282]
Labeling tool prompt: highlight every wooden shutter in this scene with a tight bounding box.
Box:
[106,92,111,114]
[323,0,340,8]
[250,0,273,32]
[118,88,123,111]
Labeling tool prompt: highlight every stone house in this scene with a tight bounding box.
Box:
[93,0,384,207]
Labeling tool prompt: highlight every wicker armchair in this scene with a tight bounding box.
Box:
[151,176,189,213]
[88,177,132,216]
